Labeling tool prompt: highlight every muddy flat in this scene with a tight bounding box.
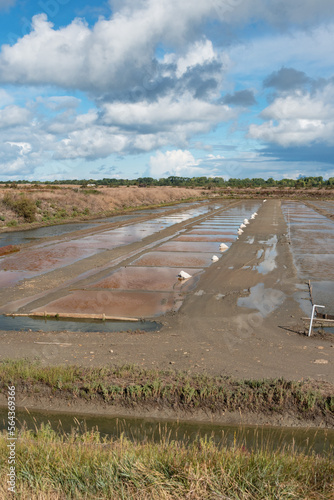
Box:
[0,199,333,384]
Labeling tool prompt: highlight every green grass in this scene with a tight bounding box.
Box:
[0,424,333,499]
[1,359,333,422]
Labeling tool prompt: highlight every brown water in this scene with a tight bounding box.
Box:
[1,408,332,456]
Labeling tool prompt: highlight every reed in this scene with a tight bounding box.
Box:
[1,360,333,422]
[0,424,333,499]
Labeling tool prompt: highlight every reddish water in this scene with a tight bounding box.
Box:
[87,267,202,291]
[130,251,215,268]
[32,290,182,318]
[156,241,221,253]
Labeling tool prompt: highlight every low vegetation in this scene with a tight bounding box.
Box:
[2,174,334,188]
[1,360,333,423]
[0,424,333,499]
[1,177,333,229]
[0,185,207,228]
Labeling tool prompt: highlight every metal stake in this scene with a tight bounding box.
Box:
[308,304,325,337]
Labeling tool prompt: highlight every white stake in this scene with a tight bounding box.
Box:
[308,304,325,336]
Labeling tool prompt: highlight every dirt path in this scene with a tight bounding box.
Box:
[0,199,333,383]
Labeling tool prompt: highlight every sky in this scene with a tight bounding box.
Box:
[0,0,333,181]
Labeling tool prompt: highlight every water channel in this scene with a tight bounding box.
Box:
[0,408,332,456]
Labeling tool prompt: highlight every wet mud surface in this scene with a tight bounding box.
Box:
[0,199,333,385]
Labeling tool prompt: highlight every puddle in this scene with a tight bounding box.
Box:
[246,237,255,244]
[32,290,182,318]
[237,283,285,316]
[0,408,333,456]
[254,235,278,275]
[0,315,159,332]
[87,267,202,292]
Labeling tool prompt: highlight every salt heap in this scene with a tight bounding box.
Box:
[178,270,192,280]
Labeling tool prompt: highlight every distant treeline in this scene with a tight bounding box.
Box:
[1,176,333,188]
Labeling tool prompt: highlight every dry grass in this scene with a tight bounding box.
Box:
[0,425,333,499]
[0,186,207,227]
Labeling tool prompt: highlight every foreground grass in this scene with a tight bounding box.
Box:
[1,359,333,423]
[0,425,333,499]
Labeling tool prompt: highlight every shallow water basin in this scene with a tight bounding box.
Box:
[32,290,182,318]
[87,267,202,292]
[130,251,215,268]
[156,241,222,253]
[175,235,236,242]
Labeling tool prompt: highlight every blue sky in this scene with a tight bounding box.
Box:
[0,0,333,181]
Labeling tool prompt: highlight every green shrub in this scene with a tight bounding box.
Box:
[3,194,37,222]
[6,220,18,227]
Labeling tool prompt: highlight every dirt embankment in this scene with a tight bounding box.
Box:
[0,185,208,229]
[0,185,333,230]
[0,361,333,428]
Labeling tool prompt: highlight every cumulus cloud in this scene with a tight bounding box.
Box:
[0,5,223,92]
[148,149,204,177]
[100,97,233,132]
[0,0,333,179]
[1,0,333,92]
[249,84,334,146]
[0,105,31,128]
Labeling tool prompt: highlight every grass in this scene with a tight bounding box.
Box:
[0,424,333,499]
[1,359,333,422]
[0,186,209,228]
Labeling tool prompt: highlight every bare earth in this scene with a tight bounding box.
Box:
[0,199,333,423]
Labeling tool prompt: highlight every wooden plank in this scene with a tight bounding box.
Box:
[5,312,139,322]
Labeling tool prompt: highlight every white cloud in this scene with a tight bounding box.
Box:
[0,0,333,179]
[149,149,204,177]
[249,84,334,146]
[101,96,234,130]
[6,141,32,155]
[37,95,81,111]
[2,1,332,92]
[0,105,31,128]
[54,127,129,160]
[170,39,218,77]
[0,5,220,92]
